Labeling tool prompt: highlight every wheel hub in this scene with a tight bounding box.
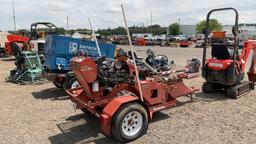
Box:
[121,111,143,137]
[71,80,80,89]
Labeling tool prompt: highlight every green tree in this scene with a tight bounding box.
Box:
[8,30,14,34]
[97,28,112,35]
[96,24,167,36]
[56,27,66,35]
[196,19,222,33]
[16,29,29,36]
[112,27,126,35]
[169,23,179,35]
[148,24,166,35]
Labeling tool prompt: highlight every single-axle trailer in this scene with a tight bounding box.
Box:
[66,55,198,142]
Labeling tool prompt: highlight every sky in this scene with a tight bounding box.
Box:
[1,0,256,31]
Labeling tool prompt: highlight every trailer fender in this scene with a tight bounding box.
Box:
[100,95,139,136]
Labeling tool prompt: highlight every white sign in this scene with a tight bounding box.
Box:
[69,42,78,53]
[209,63,224,68]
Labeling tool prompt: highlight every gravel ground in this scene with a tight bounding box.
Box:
[0,46,256,144]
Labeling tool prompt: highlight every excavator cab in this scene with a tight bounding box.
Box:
[201,8,254,98]
[30,22,57,40]
[29,22,57,53]
[29,22,58,63]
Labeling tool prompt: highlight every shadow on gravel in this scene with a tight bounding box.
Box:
[193,92,230,102]
[32,88,69,101]
[150,111,170,123]
[49,113,118,144]
[49,112,171,144]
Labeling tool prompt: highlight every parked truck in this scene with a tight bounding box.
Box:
[44,34,116,89]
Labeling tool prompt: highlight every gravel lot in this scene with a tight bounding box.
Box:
[0,46,256,144]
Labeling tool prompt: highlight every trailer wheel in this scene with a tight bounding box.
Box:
[202,82,215,93]
[66,76,80,89]
[53,82,63,88]
[111,102,148,142]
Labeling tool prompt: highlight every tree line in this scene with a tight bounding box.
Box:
[5,19,224,36]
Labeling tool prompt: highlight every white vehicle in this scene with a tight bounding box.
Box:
[173,35,187,41]
[0,32,9,47]
[132,33,154,41]
[195,39,204,47]
[30,39,45,53]
[154,34,166,40]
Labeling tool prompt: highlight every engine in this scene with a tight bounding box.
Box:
[145,49,174,72]
[96,56,130,87]
[185,57,201,73]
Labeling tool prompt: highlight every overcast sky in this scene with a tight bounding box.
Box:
[1,0,256,31]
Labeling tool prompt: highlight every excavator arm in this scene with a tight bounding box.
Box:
[240,41,252,71]
[247,45,256,84]
[243,40,256,85]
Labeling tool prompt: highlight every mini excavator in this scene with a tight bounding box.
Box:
[202,8,256,98]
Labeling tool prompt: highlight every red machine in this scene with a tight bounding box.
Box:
[66,53,197,142]
[179,40,189,47]
[134,38,146,46]
[202,8,256,98]
[4,34,29,56]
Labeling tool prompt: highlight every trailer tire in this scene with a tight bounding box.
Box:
[111,102,148,142]
[53,82,63,88]
[66,76,80,89]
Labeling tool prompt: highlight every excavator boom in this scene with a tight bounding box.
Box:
[247,40,256,84]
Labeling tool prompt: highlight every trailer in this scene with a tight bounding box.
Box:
[66,53,198,142]
[44,34,116,89]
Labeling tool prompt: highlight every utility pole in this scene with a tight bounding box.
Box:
[12,0,16,33]
[142,22,144,33]
[178,18,181,34]
[146,22,149,33]
[66,16,70,35]
[150,11,153,34]
[167,25,169,37]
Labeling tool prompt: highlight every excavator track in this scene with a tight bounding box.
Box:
[227,81,254,99]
